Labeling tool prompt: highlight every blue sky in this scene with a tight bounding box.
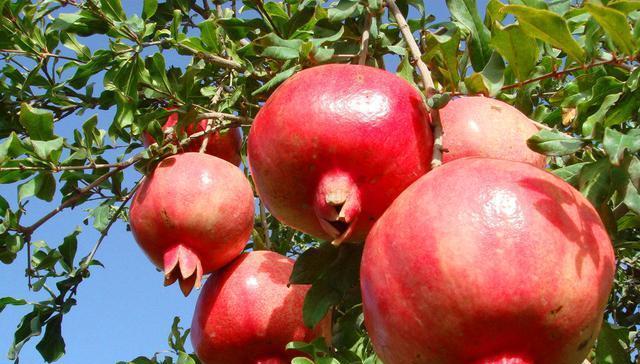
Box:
[0,1,478,363]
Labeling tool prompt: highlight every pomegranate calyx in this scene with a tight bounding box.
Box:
[163,244,204,296]
[313,171,361,245]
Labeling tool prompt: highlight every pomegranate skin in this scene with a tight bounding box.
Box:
[361,158,615,364]
[191,251,332,364]
[129,153,254,295]
[439,96,546,168]
[248,64,433,244]
[143,112,243,166]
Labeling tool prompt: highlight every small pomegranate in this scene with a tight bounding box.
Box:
[439,96,546,167]
[143,111,242,166]
[191,251,332,364]
[361,158,615,364]
[248,64,433,244]
[129,152,254,296]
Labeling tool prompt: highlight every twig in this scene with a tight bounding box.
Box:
[176,43,243,70]
[501,57,637,92]
[22,164,130,235]
[254,0,283,38]
[199,118,215,153]
[79,180,141,270]
[531,120,552,131]
[215,0,223,17]
[358,13,372,65]
[17,120,244,234]
[386,0,443,168]
[259,200,271,250]
[197,111,252,124]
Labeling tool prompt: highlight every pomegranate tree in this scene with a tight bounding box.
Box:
[191,250,331,364]
[248,64,433,244]
[129,152,254,296]
[439,96,546,167]
[361,158,615,364]
[143,111,243,166]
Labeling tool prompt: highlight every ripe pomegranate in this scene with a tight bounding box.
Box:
[248,64,433,244]
[361,158,615,364]
[129,152,254,296]
[191,250,332,364]
[143,111,242,166]
[439,96,546,168]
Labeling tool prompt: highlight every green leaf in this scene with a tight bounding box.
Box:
[552,162,589,185]
[100,0,126,22]
[303,279,342,327]
[446,0,492,71]
[88,204,113,232]
[582,92,622,138]
[526,129,584,156]
[603,128,640,166]
[29,137,64,162]
[595,322,631,364]
[18,173,56,202]
[35,314,65,363]
[59,229,80,271]
[490,24,538,81]
[142,0,158,20]
[328,0,359,22]
[464,51,505,96]
[199,19,221,53]
[176,352,196,364]
[579,159,616,206]
[624,180,640,215]
[252,65,300,96]
[0,132,28,163]
[291,243,339,284]
[19,104,55,141]
[8,307,52,361]
[261,46,300,60]
[0,297,27,314]
[502,5,586,61]
[584,3,635,55]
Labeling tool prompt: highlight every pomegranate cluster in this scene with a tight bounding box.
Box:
[128,64,615,364]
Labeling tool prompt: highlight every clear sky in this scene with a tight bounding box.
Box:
[0,2,482,363]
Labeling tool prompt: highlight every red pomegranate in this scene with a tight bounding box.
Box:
[248,64,433,244]
[439,96,546,168]
[129,152,254,296]
[361,158,615,364]
[191,250,332,364]
[143,111,242,166]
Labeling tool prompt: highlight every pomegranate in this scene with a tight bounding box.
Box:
[248,64,433,244]
[439,96,546,168]
[361,158,615,364]
[129,152,254,296]
[143,111,242,166]
[191,250,332,364]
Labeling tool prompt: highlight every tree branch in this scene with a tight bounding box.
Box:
[501,57,637,92]
[358,13,372,65]
[386,0,443,168]
[176,43,243,70]
[17,120,245,234]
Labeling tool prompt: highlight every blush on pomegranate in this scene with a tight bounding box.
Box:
[129,152,254,296]
[191,251,332,364]
[439,96,546,168]
[361,158,615,364]
[143,111,242,166]
[248,64,433,244]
